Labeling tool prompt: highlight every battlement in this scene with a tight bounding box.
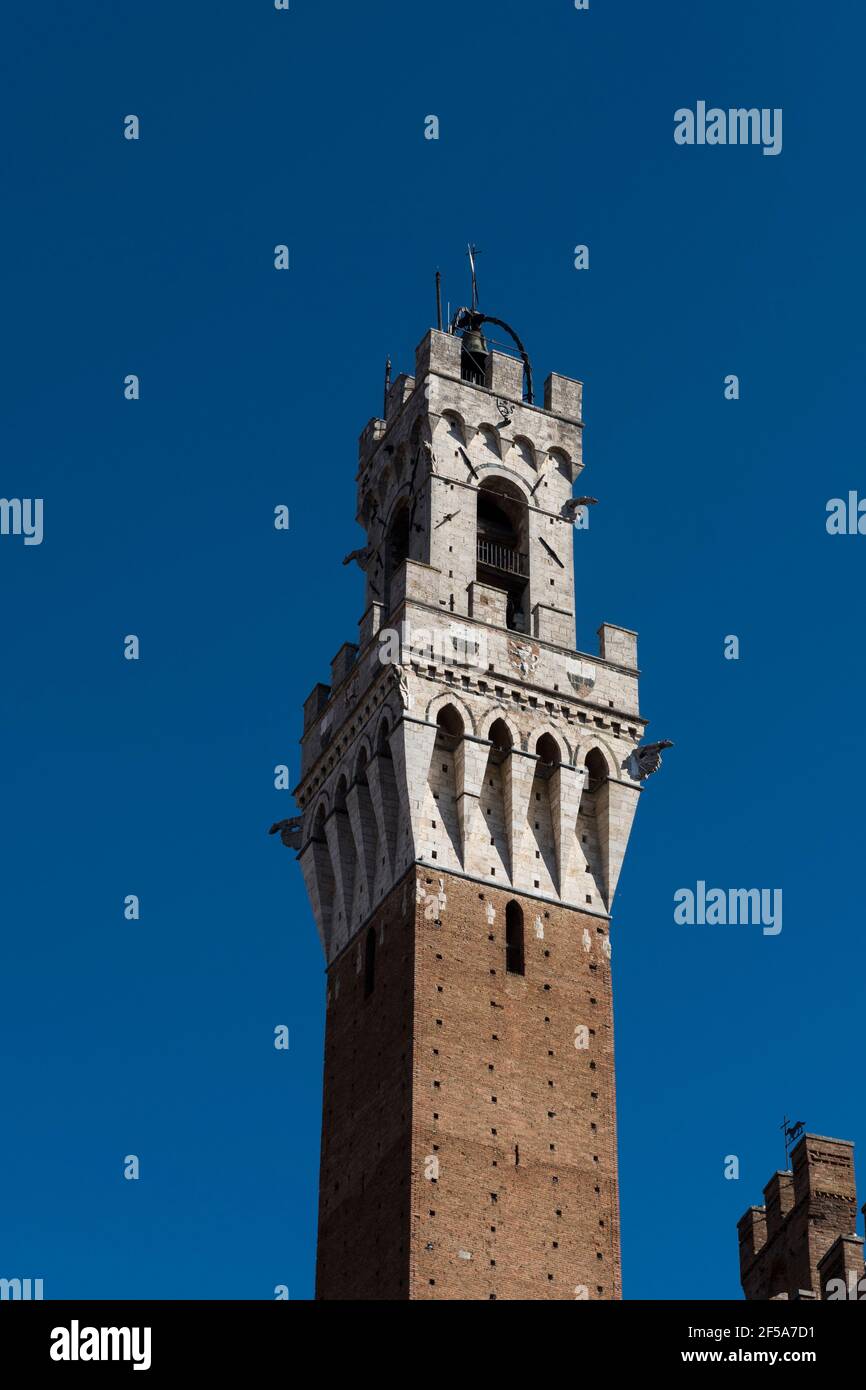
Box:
[358,329,584,482]
[413,329,583,422]
[738,1135,861,1300]
[385,372,415,420]
[818,1233,866,1299]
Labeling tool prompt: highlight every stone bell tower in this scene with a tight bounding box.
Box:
[275,299,668,1300]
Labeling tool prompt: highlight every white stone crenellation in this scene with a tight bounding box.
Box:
[292,328,653,964]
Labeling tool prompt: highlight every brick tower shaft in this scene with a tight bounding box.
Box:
[316,870,620,1299]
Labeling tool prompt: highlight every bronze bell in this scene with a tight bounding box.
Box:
[462,325,488,357]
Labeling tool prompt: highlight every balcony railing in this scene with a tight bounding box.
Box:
[477,537,528,577]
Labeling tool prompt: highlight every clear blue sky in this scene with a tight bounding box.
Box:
[2,1,863,1300]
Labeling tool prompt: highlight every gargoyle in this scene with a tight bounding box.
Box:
[561,496,599,523]
[269,816,304,850]
[629,740,674,781]
[342,545,373,571]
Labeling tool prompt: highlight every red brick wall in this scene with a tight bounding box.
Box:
[317,868,621,1300]
[316,876,415,1300]
[409,872,620,1300]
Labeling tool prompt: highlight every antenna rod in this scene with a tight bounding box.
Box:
[435,269,443,331]
[467,243,479,311]
[383,356,392,417]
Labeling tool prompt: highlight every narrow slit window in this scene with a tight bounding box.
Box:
[505,900,525,977]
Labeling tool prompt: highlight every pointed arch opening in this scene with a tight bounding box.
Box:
[309,802,337,945]
[383,502,411,615]
[442,411,466,447]
[527,736,559,894]
[488,717,513,766]
[549,447,574,483]
[435,703,464,750]
[584,747,609,794]
[334,775,349,813]
[372,717,398,894]
[512,435,536,471]
[354,746,369,787]
[476,478,529,632]
[376,718,392,759]
[479,717,511,878]
[478,424,501,460]
[426,704,464,871]
[311,802,329,844]
[535,733,561,780]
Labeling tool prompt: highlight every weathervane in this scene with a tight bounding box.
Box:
[780,1115,805,1167]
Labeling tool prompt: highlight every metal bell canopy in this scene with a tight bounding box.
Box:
[438,244,536,405]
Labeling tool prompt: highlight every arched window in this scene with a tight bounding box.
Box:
[312,803,328,843]
[376,718,392,759]
[355,747,369,787]
[505,900,525,976]
[435,703,464,749]
[488,718,512,766]
[512,436,536,470]
[535,733,560,770]
[549,447,573,482]
[442,411,465,446]
[584,748,608,793]
[364,927,376,998]
[476,478,529,633]
[383,502,411,614]
[489,718,513,753]
[478,424,501,460]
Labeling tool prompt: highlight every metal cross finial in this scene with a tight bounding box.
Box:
[467,243,481,311]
